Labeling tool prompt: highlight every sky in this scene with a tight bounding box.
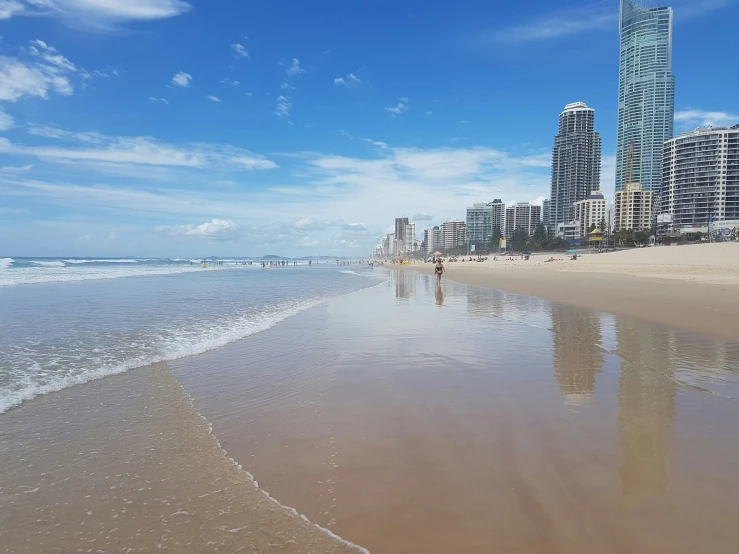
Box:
[0,0,737,257]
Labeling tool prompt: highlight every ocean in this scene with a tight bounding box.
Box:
[0,258,382,413]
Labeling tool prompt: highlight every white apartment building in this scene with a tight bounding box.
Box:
[505,203,542,239]
[661,125,739,230]
[614,183,654,231]
[573,190,607,238]
[405,223,416,253]
[423,227,442,254]
[440,219,466,250]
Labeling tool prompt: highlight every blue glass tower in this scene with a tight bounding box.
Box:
[615,0,675,193]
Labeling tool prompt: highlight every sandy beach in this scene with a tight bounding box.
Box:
[401,243,739,341]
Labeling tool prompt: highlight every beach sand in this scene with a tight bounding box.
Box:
[172,275,739,554]
[0,362,365,554]
[404,243,739,342]
[4,267,739,554]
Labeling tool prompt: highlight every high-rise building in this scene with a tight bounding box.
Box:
[386,232,396,257]
[614,183,654,231]
[615,0,675,193]
[465,200,505,251]
[440,219,466,250]
[404,223,416,253]
[394,217,409,242]
[505,203,542,239]
[661,125,739,230]
[423,226,442,254]
[573,190,607,238]
[542,199,551,230]
[550,102,602,229]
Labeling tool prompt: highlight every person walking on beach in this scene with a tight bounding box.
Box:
[434,258,445,283]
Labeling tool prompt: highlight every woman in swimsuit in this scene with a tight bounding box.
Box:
[434,259,445,283]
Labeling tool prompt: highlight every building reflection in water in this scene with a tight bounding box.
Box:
[615,319,677,495]
[550,304,604,406]
[393,270,415,300]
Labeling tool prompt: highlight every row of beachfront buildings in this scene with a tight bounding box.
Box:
[372,0,739,257]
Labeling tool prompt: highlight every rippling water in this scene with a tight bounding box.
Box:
[0,262,382,412]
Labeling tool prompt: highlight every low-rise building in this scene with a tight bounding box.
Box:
[614,183,654,231]
[573,190,607,237]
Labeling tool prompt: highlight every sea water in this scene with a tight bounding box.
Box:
[0,259,382,413]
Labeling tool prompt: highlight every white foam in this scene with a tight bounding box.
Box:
[0,282,388,414]
[0,264,210,287]
[63,259,139,264]
[0,257,13,270]
[30,261,65,267]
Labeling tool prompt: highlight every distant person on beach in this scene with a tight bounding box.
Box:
[434,259,445,283]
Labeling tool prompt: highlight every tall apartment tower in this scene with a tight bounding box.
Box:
[550,102,602,229]
[615,0,675,193]
[661,125,739,229]
[394,217,409,243]
[440,219,466,250]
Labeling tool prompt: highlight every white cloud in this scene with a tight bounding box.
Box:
[285,58,306,77]
[0,106,14,130]
[148,96,168,105]
[0,0,192,25]
[674,108,739,128]
[362,138,388,149]
[413,213,433,221]
[280,81,295,90]
[220,77,239,86]
[206,95,221,102]
[3,126,278,171]
[333,73,361,88]
[339,130,353,140]
[231,43,249,59]
[171,71,192,88]
[156,218,239,241]
[29,39,77,72]
[294,217,325,231]
[244,92,253,97]
[274,95,291,118]
[385,98,408,117]
[0,41,76,102]
[299,236,320,248]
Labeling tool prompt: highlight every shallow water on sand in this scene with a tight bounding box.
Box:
[174,271,739,554]
[3,269,739,553]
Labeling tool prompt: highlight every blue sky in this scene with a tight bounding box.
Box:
[0,0,737,257]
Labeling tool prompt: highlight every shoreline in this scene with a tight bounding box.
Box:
[397,244,739,342]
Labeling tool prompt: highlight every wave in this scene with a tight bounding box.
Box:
[0,264,212,287]
[0,283,387,414]
[30,261,66,267]
[63,259,139,264]
[0,258,13,270]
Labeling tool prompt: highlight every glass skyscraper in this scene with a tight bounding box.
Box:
[615,0,675,193]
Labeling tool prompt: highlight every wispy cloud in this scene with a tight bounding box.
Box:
[490,5,615,44]
[3,126,278,171]
[221,77,239,86]
[280,81,295,90]
[285,58,306,77]
[205,95,221,102]
[385,97,409,117]
[362,138,388,149]
[148,96,168,105]
[171,71,192,88]
[333,73,361,88]
[675,108,739,128]
[274,95,292,118]
[0,0,192,27]
[231,43,250,59]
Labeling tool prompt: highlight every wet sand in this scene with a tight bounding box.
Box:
[4,272,739,554]
[0,362,366,553]
[398,250,739,342]
[173,274,739,554]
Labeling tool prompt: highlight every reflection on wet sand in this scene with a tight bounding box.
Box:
[435,283,444,305]
[550,304,604,405]
[616,320,677,494]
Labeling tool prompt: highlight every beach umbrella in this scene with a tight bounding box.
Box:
[433,251,442,256]
[567,249,577,254]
